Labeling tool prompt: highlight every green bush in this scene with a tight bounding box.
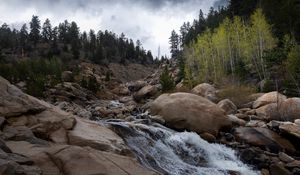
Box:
[160,66,175,92]
[0,57,64,97]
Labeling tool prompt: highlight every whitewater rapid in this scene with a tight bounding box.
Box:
[104,113,259,175]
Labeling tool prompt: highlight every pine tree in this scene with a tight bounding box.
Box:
[169,30,179,58]
[29,15,41,46]
[160,66,175,92]
[42,18,52,42]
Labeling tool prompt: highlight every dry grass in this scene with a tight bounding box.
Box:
[217,84,256,108]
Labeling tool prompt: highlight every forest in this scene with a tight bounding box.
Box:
[0,16,154,65]
[169,0,300,96]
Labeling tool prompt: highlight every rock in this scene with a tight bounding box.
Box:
[0,77,46,118]
[278,98,300,121]
[191,83,217,102]
[279,122,300,140]
[7,141,157,175]
[228,115,246,126]
[148,115,165,125]
[261,169,270,175]
[127,80,147,92]
[199,133,216,142]
[270,163,292,175]
[217,99,237,114]
[150,93,232,136]
[234,127,296,153]
[0,139,12,153]
[112,84,130,96]
[278,152,294,163]
[235,113,250,121]
[133,85,158,102]
[61,71,73,82]
[252,91,286,109]
[286,160,300,169]
[245,120,266,127]
[68,117,131,155]
[255,103,280,121]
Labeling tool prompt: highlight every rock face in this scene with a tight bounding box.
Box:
[252,91,287,109]
[234,127,296,153]
[191,83,217,102]
[7,141,156,175]
[150,93,232,136]
[0,76,158,175]
[217,99,237,114]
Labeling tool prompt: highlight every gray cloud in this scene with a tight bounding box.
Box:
[0,0,223,56]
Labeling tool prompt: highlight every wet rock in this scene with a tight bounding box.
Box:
[217,99,237,114]
[150,93,232,136]
[199,133,216,143]
[191,83,218,102]
[253,92,286,109]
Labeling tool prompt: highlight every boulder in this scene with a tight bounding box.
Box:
[279,98,300,121]
[133,85,158,102]
[150,93,232,136]
[270,163,292,175]
[191,83,217,102]
[68,117,131,155]
[234,127,296,153]
[252,91,286,109]
[217,99,237,114]
[6,141,157,175]
[127,80,147,92]
[255,103,280,121]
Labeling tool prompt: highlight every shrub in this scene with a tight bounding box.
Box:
[160,66,175,92]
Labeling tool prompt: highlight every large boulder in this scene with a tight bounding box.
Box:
[191,83,217,102]
[278,98,300,122]
[252,91,287,109]
[234,127,296,153]
[150,93,232,136]
[6,141,157,175]
[217,99,237,114]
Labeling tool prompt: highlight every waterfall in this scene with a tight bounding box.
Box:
[103,114,259,175]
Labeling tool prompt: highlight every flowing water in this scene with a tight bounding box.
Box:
[103,113,259,175]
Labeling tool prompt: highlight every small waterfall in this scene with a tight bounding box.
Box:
[104,114,259,175]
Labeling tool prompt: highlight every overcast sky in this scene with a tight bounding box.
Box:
[0,0,228,57]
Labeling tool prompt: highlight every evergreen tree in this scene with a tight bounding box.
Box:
[29,15,41,46]
[42,18,52,42]
[169,30,179,58]
[69,22,80,59]
[160,66,175,92]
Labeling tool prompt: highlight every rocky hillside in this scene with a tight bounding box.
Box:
[0,76,158,175]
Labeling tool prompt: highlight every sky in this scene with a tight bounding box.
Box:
[0,0,228,57]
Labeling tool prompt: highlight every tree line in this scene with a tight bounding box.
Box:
[0,15,154,65]
[169,0,300,96]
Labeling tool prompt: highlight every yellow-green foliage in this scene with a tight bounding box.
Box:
[184,8,277,84]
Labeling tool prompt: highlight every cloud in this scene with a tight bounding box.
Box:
[0,0,222,56]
